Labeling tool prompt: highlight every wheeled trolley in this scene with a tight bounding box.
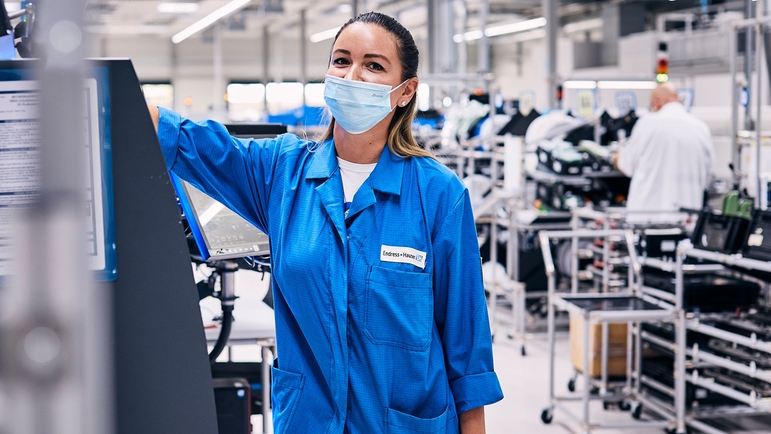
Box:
[538,229,683,433]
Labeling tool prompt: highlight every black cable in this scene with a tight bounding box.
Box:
[209,304,234,365]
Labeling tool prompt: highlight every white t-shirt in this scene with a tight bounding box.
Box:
[617,102,715,216]
[337,157,377,217]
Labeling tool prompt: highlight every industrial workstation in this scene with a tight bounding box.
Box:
[4,0,771,433]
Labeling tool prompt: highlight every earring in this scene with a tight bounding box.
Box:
[401,101,407,106]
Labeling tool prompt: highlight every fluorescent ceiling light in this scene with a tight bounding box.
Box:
[563,80,597,89]
[597,81,658,90]
[172,0,251,44]
[310,26,341,43]
[139,24,169,34]
[563,18,603,34]
[485,17,547,37]
[510,28,546,43]
[158,2,199,14]
[454,17,546,43]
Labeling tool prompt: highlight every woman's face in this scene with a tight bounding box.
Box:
[327,22,405,109]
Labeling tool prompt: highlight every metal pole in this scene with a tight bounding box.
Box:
[675,249,684,311]
[1,2,112,434]
[427,0,437,105]
[746,0,755,131]
[674,248,686,433]
[547,266,556,401]
[603,218,610,292]
[543,0,558,109]
[300,9,307,110]
[601,321,609,395]
[757,21,764,208]
[456,0,467,75]
[261,346,274,434]
[571,215,579,293]
[489,217,499,338]
[583,313,591,430]
[675,309,686,433]
[626,321,633,393]
[352,0,358,18]
[263,25,270,114]
[478,0,489,73]
[730,26,740,179]
[212,23,224,119]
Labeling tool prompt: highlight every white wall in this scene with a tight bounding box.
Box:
[100,31,334,116]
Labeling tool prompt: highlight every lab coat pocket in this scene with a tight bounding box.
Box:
[365,265,433,351]
[271,364,305,433]
[385,406,456,434]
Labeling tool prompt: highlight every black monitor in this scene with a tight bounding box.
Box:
[170,172,270,260]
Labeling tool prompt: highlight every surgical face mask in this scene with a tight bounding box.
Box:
[324,74,408,135]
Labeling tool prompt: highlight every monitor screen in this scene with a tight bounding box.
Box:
[170,172,269,261]
[0,61,117,281]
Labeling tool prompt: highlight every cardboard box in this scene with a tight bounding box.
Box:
[570,314,628,377]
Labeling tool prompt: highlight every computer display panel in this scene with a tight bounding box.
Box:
[169,171,270,261]
[0,61,116,281]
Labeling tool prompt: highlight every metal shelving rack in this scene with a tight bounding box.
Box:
[635,243,771,434]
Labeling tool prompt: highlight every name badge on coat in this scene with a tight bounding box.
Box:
[380,245,426,270]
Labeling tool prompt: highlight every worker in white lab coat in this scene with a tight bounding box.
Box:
[613,83,715,216]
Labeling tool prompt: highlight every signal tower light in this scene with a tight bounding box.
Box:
[656,42,669,83]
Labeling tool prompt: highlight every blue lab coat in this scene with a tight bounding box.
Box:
[157,108,503,433]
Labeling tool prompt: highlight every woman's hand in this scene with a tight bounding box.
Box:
[459,406,486,434]
[147,104,160,132]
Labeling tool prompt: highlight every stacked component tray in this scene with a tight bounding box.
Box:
[639,248,771,433]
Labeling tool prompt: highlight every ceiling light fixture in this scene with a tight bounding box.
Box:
[563,18,603,34]
[158,2,199,14]
[596,81,658,90]
[562,80,597,89]
[310,26,341,43]
[172,0,251,44]
[454,17,546,43]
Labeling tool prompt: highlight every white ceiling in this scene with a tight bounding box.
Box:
[79,0,544,43]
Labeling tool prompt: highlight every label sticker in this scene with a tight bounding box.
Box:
[380,245,427,269]
[748,233,764,247]
[660,240,676,252]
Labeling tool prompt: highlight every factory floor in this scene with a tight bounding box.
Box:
[486,332,771,434]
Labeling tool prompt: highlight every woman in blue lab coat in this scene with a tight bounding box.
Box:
[149,12,503,434]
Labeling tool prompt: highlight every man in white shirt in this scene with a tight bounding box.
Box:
[613,83,715,215]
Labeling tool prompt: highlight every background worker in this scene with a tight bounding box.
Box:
[613,82,716,214]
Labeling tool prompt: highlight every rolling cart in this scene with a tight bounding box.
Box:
[538,229,683,433]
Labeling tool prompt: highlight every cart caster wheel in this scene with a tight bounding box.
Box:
[619,401,631,411]
[666,428,691,434]
[540,407,553,424]
[521,346,526,357]
[567,378,576,392]
[630,402,642,420]
[603,401,610,410]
